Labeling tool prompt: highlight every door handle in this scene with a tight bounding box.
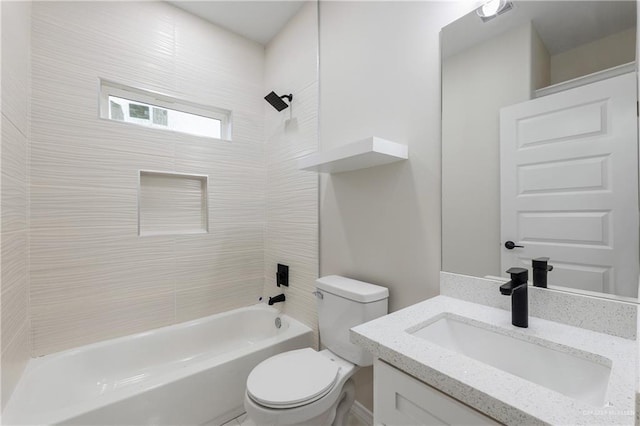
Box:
[505,241,524,250]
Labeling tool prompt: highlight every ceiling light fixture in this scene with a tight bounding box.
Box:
[477,0,513,22]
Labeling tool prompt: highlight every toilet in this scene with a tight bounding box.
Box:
[243,275,389,426]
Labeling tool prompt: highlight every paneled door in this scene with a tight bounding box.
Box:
[500,72,639,297]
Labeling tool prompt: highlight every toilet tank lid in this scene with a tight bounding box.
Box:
[316,275,389,303]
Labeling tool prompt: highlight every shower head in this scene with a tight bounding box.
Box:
[264,91,293,112]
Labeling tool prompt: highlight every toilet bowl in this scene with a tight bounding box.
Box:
[243,275,389,426]
[244,348,356,425]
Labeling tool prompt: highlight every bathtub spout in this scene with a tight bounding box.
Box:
[268,294,286,305]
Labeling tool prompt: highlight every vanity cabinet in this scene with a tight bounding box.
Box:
[373,359,500,426]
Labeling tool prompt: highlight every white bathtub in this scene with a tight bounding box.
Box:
[3,304,313,425]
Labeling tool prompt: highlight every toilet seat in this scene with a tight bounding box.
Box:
[246,348,340,409]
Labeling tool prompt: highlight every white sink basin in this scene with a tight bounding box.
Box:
[410,314,611,406]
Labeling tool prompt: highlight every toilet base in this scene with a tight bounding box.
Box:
[329,378,356,426]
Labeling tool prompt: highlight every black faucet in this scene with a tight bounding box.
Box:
[499,267,529,328]
[268,294,286,305]
[532,257,553,288]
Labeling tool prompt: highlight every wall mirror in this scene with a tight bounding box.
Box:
[441,1,639,301]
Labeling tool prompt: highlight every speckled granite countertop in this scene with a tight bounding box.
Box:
[351,295,635,425]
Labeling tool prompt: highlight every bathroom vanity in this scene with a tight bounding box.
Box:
[351,273,637,425]
[374,360,498,425]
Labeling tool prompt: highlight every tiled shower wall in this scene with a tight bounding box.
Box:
[1,0,32,409]
[263,3,319,342]
[29,1,267,356]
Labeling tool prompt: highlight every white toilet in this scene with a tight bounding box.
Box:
[243,275,389,426]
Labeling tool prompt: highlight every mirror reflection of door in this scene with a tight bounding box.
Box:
[441,0,640,300]
[500,72,639,297]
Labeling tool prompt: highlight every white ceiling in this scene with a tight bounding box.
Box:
[443,1,636,58]
[167,1,307,45]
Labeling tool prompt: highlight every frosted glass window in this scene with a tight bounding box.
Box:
[108,95,222,138]
[100,80,231,140]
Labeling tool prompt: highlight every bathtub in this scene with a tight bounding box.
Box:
[3,304,313,425]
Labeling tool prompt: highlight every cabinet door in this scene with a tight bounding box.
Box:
[374,359,501,426]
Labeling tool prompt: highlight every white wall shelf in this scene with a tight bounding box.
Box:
[298,137,408,173]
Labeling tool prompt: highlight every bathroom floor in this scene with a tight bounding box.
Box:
[221,413,249,426]
[222,412,367,426]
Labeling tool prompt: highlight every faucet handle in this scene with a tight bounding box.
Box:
[276,263,289,287]
[506,267,528,285]
[532,257,553,271]
[532,257,553,288]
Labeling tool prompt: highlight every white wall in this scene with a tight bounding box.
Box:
[263,2,319,341]
[442,23,538,278]
[29,1,266,356]
[532,25,551,91]
[318,0,474,412]
[636,3,640,419]
[1,0,32,409]
[551,27,636,84]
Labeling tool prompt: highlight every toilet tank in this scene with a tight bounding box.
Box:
[315,275,389,367]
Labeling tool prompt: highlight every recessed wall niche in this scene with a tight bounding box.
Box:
[138,171,208,236]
